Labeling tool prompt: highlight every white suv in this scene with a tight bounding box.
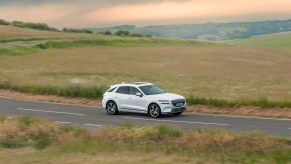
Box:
[102,82,186,118]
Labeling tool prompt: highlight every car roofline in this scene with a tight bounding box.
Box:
[110,82,153,88]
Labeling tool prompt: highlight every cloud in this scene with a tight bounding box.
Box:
[0,0,290,28]
[0,0,191,6]
[0,4,75,22]
[83,0,291,26]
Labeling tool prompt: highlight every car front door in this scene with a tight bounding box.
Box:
[114,86,131,110]
[128,87,148,112]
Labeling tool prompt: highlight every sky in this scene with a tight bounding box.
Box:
[0,0,291,28]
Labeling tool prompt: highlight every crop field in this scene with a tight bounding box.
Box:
[0,25,291,104]
[1,45,291,100]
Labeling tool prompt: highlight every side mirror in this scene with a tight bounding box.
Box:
[136,92,143,97]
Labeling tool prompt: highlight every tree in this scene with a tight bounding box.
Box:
[11,21,59,31]
[129,33,143,37]
[100,31,112,35]
[114,30,130,36]
[104,31,111,35]
[63,28,92,34]
[0,19,10,25]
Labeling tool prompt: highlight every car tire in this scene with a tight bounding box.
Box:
[173,112,182,116]
[148,103,161,118]
[106,101,119,115]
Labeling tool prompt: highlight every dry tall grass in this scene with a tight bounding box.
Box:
[0,115,290,163]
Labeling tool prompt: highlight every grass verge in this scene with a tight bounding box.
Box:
[0,82,106,99]
[0,115,290,163]
[1,82,291,108]
[187,96,291,108]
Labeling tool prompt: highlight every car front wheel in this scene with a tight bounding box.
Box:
[148,103,161,118]
[106,101,119,115]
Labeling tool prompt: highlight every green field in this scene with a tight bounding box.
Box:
[230,31,291,53]
[0,25,291,105]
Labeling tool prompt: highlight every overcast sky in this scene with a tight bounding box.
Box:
[0,0,291,28]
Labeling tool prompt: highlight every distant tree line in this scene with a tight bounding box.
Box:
[98,30,152,37]
[0,19,59,31]
[62,28,92,34]
[0,19,92,34]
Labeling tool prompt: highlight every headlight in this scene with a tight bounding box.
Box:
[158,100,170,102]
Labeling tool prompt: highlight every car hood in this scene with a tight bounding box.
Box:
[147,93,185,101]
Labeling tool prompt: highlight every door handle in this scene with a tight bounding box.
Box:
[128,97,132,99]
[114,97,118,98]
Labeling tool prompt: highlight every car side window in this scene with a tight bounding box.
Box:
[116,86,130,94]
[130,87,141,95]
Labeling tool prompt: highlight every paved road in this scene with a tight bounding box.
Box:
[0,96,290,136]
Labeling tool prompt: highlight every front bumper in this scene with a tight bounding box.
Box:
[161,104,187,114]
[170,107,186,113]
[101,99,106,108]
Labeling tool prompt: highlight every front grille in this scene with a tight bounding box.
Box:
[171,99,185,107]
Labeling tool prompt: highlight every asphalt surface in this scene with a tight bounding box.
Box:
[0,96,291,137]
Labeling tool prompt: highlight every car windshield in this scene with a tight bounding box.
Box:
[139,85,165,95]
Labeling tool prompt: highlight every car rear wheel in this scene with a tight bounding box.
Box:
[148,103,161,118]
[106,101,119,115]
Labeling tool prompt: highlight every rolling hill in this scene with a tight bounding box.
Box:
[89,19,291,41]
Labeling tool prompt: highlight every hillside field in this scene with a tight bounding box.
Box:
[0,25,291,102]
[230,31,291,53]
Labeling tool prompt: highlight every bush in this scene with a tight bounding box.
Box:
[0,19,10,25]
[155,125,182,138]
[11,21,58,31]
[114,30,130,36]
[0,138,27,148]
[99,31,112,35]
[17,116,37,126]
[63,28,93,34]
[30,129,52,150]
[129,33,143,37]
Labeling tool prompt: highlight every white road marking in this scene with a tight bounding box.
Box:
[122,117,229,126]
[17,108,84,116]
[56,121,71,124]
[288,128,291,130]
[193,113,291,121]
[84,124,103,127]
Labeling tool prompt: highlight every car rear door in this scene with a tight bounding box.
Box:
[114,86,130,110]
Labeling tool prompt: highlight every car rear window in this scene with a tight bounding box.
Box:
[116,86,130,94]
[107,87,117,92]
